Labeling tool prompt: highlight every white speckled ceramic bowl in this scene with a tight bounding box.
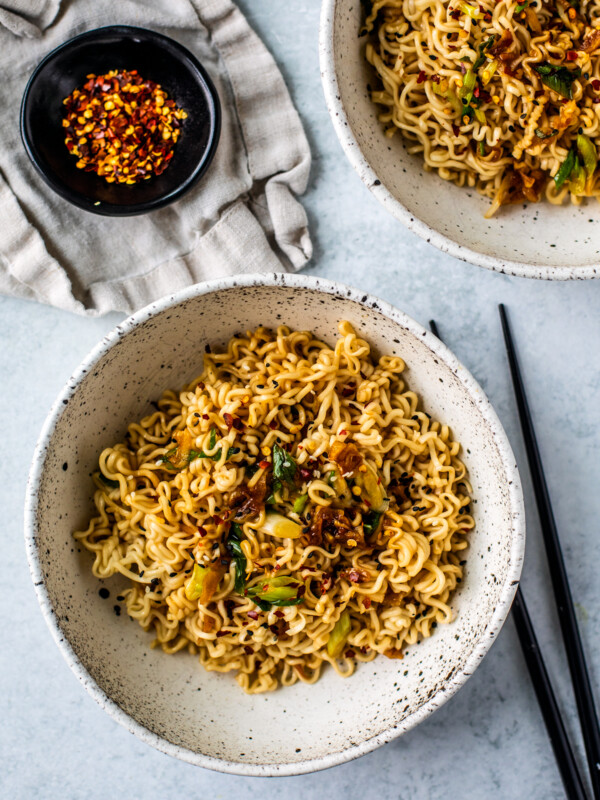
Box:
[25,273,525,775]
[320,0,600,280]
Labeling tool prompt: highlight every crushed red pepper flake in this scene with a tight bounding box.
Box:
[62,69,187,184]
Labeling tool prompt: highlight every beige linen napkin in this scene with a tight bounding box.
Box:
[0,0,312,315]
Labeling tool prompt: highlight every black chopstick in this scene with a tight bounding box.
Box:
[512,589,588,800]
[500,304,600,800]
[429,319,589,800]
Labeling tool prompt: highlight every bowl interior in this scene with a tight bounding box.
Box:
[28,279,522,773]
[21,26,219,215]
[324,0,600,277]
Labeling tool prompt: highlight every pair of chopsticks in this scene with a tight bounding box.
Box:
[429,309,600,800]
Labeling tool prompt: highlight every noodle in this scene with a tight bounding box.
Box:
[75,321,474,693]
[363,0,600,216]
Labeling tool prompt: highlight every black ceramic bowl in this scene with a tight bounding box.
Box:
[20,25,221,216]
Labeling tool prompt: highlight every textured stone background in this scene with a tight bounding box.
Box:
[1,2,599,798]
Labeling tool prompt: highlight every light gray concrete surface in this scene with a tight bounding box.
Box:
[1,2,599,798]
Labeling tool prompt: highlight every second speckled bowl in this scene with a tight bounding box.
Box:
[320,0,599,279]
[25,273,524,774]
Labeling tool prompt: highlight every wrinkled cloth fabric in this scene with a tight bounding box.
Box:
[0,0,311,315]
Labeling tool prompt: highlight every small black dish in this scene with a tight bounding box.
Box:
[20,25,221,216]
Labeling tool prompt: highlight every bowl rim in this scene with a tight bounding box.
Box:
[318,0,599,281]
[19,24,221,217]
[24,272,526,776]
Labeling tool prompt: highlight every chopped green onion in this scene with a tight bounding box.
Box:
[327,611,352,657]
[481,59,498,84]
[534,63,581,99]
[460,69,477,104]
[270,443,297,498]
[293,494,309,514]
[474,108,486,125]
[260,511,303,539]
[535,128,558,140]
[184,563,224,604]
[226,522,247,594]
[208,427,217,450]
[185,564,208,601]
[576,133,597,186]
[188,447,222,463]
[247,575,305,606]
[554,148,576,190]
[363,510,383,536]
[569,156,586,195]
[446,89,463,114]
[354,463,389,512]
[473,35,496,71]
[515,1,529,12]
[459,1,483,18]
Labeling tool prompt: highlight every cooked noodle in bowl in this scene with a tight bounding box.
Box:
[75,321,474,694]
[364,0,600,216]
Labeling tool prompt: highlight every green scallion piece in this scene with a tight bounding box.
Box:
[293,494,309,514]
[554,148,576,190]
[576,134,597,183]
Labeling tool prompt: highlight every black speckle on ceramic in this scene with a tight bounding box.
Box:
[24,273,525,776]
[319,0,600,280]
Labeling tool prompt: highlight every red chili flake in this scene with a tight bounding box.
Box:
[244,646,253,655]
[213,515,224,525]
[474,85,480,98]
[232,417,245,431]
[452,124,461,137]
[197,382,205,390]
[483,12,492,21]
[363,597,372,610]
[345,649,356,658]
[62,68,187,184]
[216,631,228,638]
[259,460,270,469]
[417,70,427,84]
[450,8,460,18]
[202,414,209,420]
[223,413,234,430]
[566,50,578,61]
[363,497,371,507]
[339,429,348,436]
[268,420,278,430]
[248,610,259,620]
[340,384,355,397]
[274,609,285,618]
[299,467,312,480]
[198,526,207,537]
[593,79,600,91]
